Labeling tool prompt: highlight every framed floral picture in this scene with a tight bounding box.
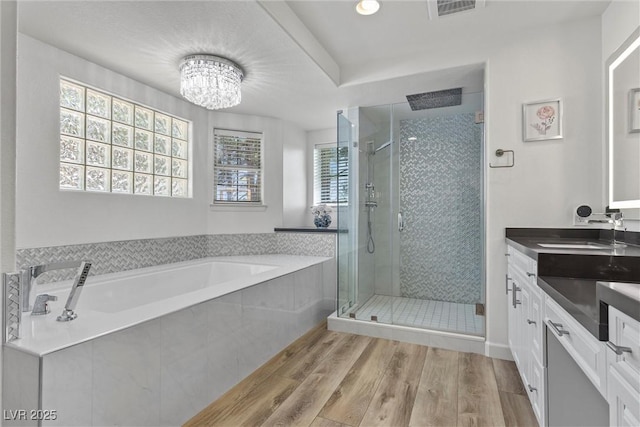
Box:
[522,99,563,141]
[630,88,640,133]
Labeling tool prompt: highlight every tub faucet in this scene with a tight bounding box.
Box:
[20,260,92,313]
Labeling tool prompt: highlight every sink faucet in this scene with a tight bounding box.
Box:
[20,260,92,313]
[587,212,626,247]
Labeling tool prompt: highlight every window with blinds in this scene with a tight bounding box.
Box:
[213,129,263,204]
[314,143,348,205]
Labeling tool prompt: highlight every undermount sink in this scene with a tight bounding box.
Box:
[537,243,611,249]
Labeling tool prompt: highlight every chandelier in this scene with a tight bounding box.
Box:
[179,55,244,110]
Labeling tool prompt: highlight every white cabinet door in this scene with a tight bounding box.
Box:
[528,287,543,365]
[608,367,640,427]
[607,306,640,391]
[507,245,545,427]
[518,279,531,386]
[528,359,546,426]
[508,271,527,376]
[545,295,608,397]
[607,306,640,427]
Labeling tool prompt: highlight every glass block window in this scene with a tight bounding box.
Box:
[213,129,263,204]
[59,79,191,197]
[314,143,348,205]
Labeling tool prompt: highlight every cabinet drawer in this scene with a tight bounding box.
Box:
[607,306,640,391]
[545,295,607,397]
[510,247,537,285]
[608,366,640,427]
[527,358,545,427]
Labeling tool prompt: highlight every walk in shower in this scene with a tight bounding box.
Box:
[336,90,485,338]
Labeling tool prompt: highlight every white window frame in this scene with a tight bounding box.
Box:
[212,128,265,208]
[313,142,348,206]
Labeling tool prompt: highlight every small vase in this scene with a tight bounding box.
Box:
[314,214,332,228]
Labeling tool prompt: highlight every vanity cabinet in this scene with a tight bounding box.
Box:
[506,245,545,426]
[544,295,608,397]
[606,307,640,427]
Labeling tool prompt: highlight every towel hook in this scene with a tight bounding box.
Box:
[489,149,514,168]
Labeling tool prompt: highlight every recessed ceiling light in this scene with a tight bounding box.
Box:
[356,0,380,15]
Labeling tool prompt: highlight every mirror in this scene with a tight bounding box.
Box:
[607,27,640,210]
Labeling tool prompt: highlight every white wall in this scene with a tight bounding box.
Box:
[15,34,308,247]
[602,0,640,60]
[602,0,640,231]
[483,18,603,356]
[16,34,209,249]
[305,127,336,227]
[206,112,305,234]
[0,1,18,421]
[283,124,308,227]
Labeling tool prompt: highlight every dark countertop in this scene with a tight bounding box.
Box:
[596,281,640,323]
[506,236,640,260]
[538,276,606,340]
[274,227,345,233]
[507,228,640,341]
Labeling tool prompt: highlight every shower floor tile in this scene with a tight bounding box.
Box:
[354,294,484,336]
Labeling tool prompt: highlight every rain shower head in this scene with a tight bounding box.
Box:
[406,88,462,111]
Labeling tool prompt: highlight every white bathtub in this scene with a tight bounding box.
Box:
[5,253,334,426]
[11,254,330,356]
[79,260,277,313]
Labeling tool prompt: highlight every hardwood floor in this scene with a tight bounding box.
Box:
[184,322,538,427]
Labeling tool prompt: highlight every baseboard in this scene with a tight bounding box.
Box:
[485,341,513,360]
[328,312,486,355]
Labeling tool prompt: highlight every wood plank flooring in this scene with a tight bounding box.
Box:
[185,322,538,427]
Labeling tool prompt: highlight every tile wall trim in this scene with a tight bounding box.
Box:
[15,233,335,283]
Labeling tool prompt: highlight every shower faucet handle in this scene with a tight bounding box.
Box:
[398,212,404,232]
[31,294,58,315]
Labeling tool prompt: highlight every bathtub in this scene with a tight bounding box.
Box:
[4,253,334,426]
[10,254,331,356]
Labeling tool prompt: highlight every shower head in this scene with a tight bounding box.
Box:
[375,141,392,153]
[406,87,462,111]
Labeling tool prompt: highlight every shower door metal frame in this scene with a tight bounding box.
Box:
[336,110,358,316]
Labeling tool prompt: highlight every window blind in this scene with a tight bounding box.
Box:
[314,144,348,204]
[213,129,263,203]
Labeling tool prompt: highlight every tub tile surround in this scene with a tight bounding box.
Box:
[2,348,39,427]
[4,262,331,426]
[15,232,335,282]
[41,342,93,427]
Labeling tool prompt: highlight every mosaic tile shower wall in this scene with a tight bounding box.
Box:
[399,113,482,304]
[16,233,335,283]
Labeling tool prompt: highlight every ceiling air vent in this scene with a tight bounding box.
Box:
[427,0,485,19]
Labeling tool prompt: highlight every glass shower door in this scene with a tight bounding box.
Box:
[392,96,485,336]
[337,111,356,316]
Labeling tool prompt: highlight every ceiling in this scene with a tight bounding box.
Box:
[287,0,610,76]
[17,1,610,131]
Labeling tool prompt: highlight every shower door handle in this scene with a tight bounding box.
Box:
[398,212,404,232]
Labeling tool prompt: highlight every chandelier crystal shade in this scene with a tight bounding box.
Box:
[179,55,244,110]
